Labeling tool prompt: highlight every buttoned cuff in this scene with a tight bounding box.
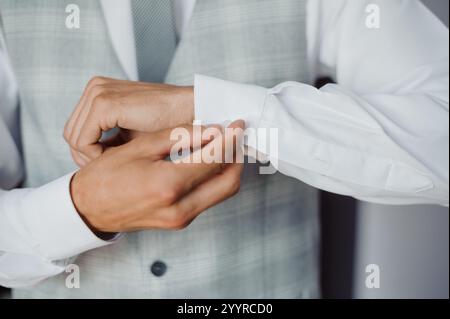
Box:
[14,173,116,260]
[194,74,268,128]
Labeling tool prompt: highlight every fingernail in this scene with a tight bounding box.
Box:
[229,119,246,129]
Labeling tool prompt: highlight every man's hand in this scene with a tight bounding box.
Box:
[64,76,194,167]
[71,121,244,233]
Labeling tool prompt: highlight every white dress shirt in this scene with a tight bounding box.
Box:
[0,0,448,288]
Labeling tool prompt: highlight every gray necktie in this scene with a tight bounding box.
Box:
[131,0,178,83]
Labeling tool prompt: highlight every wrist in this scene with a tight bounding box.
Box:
[175,86,195,124]
[70,171,97,232]
[70,173,118,239]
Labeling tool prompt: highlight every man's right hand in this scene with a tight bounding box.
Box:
[70,121,244,233]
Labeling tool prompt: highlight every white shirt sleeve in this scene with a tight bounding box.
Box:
[0,40,114,288]
[194,0,449,206]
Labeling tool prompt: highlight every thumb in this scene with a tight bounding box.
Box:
[169,120,246,189]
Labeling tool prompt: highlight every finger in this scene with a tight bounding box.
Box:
[64,91,90,142]
[68,82,108,154]
[171,120,245,190]
[168,162,244,228]
[64,77,108,142]
[75,104,111,160]
[131,124,222,159]
[67,81,173,149]
[70,148,89,167]
[64,77,159,143]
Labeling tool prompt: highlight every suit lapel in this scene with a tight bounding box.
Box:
[100,0,137,80]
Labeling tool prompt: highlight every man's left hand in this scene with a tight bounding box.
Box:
[64,76,194,167]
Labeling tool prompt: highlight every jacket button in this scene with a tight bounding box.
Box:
[150,261,167,277]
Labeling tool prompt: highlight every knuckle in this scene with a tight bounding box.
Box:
[69,136,78,148]
[75,139,87,153]
[90,86,106,101]
[92,93,118,130]
[157,187,180,206]
[169,222,189,231]
[91,93,108,111]
[164,210,189,230]
[87,76,107,89]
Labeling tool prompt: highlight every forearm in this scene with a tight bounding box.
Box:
[194,75,448,206]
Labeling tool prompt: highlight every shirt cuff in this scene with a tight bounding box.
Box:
[14,173,115,260]
[194,74,268,128]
